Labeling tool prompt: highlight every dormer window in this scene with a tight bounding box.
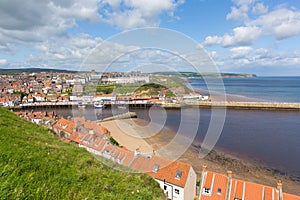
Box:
[217,188,221,195]
[153,164,160,173]
[175,170,182,180]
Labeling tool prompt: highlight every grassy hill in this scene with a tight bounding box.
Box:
[152,71,257,78]
[0,108,165,199]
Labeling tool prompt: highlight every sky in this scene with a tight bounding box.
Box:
[1,0,300,75]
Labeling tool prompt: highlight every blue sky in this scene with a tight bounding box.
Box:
[1,0,300,75]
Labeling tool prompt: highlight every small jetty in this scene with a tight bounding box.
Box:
[98,112,137,122]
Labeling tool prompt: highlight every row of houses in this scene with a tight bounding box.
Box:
[14,111,300,200]
[51,116,197,200]
[90,71,150,84]
[199,164,300,200]
[15,111,58,127]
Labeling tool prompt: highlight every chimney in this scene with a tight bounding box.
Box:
[134,147,140,157]
[226,171,233,200]
[202,164,207,172]
[277,180,283,200]
[277,180,282,190]
[153,149,156,155]
[227,170,233,178]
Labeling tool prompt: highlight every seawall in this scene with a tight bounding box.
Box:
[162,102,300,111]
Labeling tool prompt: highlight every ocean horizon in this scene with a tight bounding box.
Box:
[189,76,300,103]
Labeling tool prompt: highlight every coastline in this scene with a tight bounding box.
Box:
[101,118,300,196]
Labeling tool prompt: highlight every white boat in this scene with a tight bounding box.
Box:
[78,102,86,109]
[117,105,127,109]
[94,102,105,109]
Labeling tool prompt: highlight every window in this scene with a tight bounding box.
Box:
[175,170,182,180]
[175,189,180,195]
[203,188,210,194]
[164,185,167,190]
[234,198,241,200]
[217,188,221,195]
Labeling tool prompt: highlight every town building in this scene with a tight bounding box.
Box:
[130,155,197,200]
[198,164,300,200]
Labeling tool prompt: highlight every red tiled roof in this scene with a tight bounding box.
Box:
[244,181,263,200]
[131,155,191,188]
[200,169,300,200]
[201,171,228,200]
[284,193,300,200]
[203,171,213,189]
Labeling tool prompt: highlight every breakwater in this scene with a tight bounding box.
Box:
[163,101,300,110]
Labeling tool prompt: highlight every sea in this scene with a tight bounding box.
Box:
[189,76,300,102]
[28,77,300,180]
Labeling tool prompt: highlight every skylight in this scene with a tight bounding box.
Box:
[175,170,182,179]
[153,164,160,172]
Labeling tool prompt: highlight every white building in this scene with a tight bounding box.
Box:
[101,72,150,84]
[130,155,197,200]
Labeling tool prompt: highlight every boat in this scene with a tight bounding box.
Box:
[94,102,105,109]
[78,102,86,109]
[117,105,127,109]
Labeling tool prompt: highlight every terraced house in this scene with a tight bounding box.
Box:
[199,164,300,200]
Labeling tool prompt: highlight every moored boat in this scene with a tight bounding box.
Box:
[94,102,105,109]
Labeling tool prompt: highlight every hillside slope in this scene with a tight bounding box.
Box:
[0,108,165,199]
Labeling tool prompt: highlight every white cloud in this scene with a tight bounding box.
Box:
[203,36,223,46]
[227,5,249,21]
[27,34,103,69]
[0,0,185,57]
[252,2,268,15]
[254,48,272,59]
[0,0,101,45]
[213,47,300,72]
[203,26,261,47]
[223,26,261,47]
[208,51,217,58]
[249,8,300,40]
[0,59,7,66]
[230,46,252,59]
[226,0,257,21]
[232,0,256,6]
[99,0,184,29]
[204,1,300,49]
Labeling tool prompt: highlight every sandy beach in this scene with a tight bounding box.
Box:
[101,118,300,196]
[100,119,155,154]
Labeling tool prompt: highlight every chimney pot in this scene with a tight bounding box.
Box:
[277,180,283,190]
[227,170,233,178]
[202,164,207,172]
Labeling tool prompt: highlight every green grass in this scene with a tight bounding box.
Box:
[150,75,192,95]
[84,84,116,95]
[0,108,165,199]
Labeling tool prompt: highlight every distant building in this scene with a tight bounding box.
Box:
[100,71,150,84]
[72,83,83,95]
